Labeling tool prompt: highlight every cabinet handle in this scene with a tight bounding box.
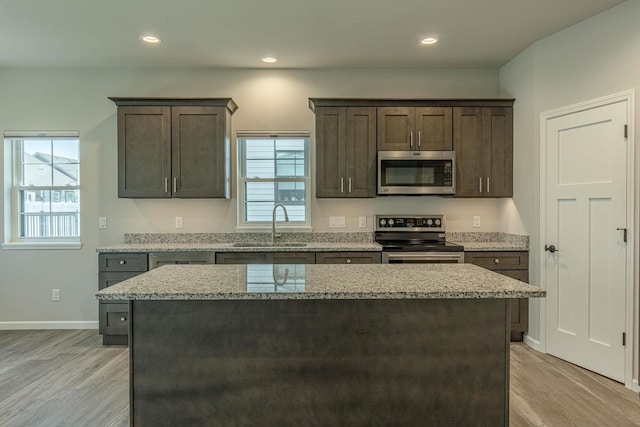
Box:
[164,177,168,193]
[120,316,127,322]
[418,130,421,148]
[119,260,126,265]
[173,177,177,193]
[346,259,352,264]
[487,177,490,193]
[340,177,344,193]
[410,131,414,148]
[479,177,483,193]
[494,259,500,264]
[348,177,352,193]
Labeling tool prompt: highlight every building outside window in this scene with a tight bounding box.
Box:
[5,131,80,242]
[237,132,310,228]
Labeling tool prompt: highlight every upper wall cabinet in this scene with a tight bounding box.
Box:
[313,106,377,198]
[453,106,513,197]
[377,107,452,151]
[109,98,237,199]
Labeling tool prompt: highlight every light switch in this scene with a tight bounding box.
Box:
[98,217,107,229]
[359,216,367,228]
[473,216,481,228]
[175,216,183,229]
[330,216,346,228]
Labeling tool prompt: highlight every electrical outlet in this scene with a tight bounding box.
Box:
[98,217,107,229]
[329,216,346,228]
[473,216,481,228]
[359,216,367,228]
[175,216,183,229]
[52,289,60,302]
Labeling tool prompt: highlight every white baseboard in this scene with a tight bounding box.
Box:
[632,379,640,393]
[524,334,544,352]
[0,321,98,330]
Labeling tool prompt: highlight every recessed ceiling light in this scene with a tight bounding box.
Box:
[262,57,278,63]
[420,37,439,45]
[140,35,161,44]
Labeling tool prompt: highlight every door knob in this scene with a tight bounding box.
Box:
[544,244,558,253]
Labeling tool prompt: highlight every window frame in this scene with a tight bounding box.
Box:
[4,131,81,247]
[236,132,311,230]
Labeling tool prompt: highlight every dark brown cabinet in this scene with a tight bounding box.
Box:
[215,252,317,264]
[98,253,148,345]
[315,252,381,264]
[454,107,513,197]
[315,107,377,198]
[377,107,452,151]
[110,98,237,199]
[465,251,528,341]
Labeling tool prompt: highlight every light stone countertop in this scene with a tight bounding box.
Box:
[95,263,545,301]
[455,241,529,251]
[96,242,382,253]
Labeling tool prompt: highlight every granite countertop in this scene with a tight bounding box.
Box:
[95,263,545,301]
[97,242,382,253]
[449,232,529,252]
[455,241,529,251]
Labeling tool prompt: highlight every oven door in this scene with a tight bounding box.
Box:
[378,151,455,195]
[382,252,464,264]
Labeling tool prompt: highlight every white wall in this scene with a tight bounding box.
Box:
[499,0,640,380]
[0,67,501,323]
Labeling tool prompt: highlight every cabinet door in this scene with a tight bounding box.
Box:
[464,251,528,271]
[453,107,484,197]
[315,107,346,197]
[316,252,382,264]
[377,107,415,151]
[118,106,171,198]
[345,107,377,197]
[172,106,230,198]
[415,107,453,151]
[268,252,316,264]
[484,107,513,197]
[215,253,267,264]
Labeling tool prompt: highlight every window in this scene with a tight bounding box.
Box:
[237,132,310,227]
[5,132,80,242]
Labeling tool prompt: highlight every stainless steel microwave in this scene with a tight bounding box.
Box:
[377,151,455,195]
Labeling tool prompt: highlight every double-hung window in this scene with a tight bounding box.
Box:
[237,132,310,228]
[4,131,80,244]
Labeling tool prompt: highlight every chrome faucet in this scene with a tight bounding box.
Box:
[272,203,289,244]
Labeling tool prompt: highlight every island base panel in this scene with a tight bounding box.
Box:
[130,299,509,426]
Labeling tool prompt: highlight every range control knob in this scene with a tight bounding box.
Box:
[435,219,441,226]
[427,219,433,226]
[380,219,387,226]
[388,219,395,226]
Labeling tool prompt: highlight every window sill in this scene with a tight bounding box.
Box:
[2,242,83,250]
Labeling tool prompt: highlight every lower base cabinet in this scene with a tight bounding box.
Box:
[465,251,529,342]
[215,252,382,265]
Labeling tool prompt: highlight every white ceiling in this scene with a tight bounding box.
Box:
[0,0,625,69]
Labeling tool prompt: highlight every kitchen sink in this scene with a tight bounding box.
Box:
[231,242,308,248]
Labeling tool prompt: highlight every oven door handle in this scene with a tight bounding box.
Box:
[384,252,464,263]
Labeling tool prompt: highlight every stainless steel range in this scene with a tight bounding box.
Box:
[375,214,464,263]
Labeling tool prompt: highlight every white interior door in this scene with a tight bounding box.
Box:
[544,100,628,382]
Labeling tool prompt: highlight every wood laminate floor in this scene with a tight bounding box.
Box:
[0,331,638,426]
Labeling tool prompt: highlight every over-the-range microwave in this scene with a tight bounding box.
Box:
[377,150,455,195]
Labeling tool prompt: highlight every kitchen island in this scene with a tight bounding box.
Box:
[96,263,544,427]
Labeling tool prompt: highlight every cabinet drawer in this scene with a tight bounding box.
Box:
[465,251,528,270]
[99,303,129,335]
[99,271,145,290]
[99,253,148,272]
[269,252,316,264]
[216,253,267,264]
[316,252,382,264]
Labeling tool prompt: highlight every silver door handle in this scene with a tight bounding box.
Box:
[340,177,344,193]
[410,131,414,148]
[418,130,421,148]
[487,177,490,193]
[173,177,177,193]
[164,177,168,193]
[479,177,483,193]
[348,177,352,193]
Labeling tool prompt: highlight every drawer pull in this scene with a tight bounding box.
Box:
[494,259,500,264]
[120,316,127,322]
[119,260,126,265]
[346,259,352,264]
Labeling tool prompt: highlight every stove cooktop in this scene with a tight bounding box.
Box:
[380,242,465,252]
